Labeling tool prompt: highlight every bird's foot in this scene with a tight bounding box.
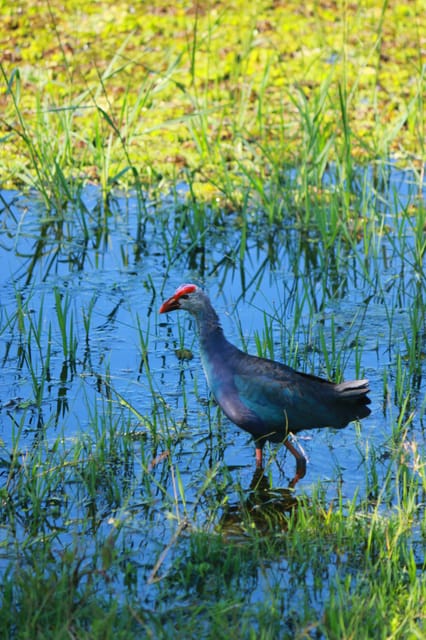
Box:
[288,456,307,488]
[285,437,307,488]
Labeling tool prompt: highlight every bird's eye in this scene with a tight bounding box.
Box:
[180,294,188,299]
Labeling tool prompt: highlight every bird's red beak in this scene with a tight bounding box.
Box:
[159,295,180,313]
[160,284,197,313]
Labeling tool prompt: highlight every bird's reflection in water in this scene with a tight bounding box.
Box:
[218,468,299,537]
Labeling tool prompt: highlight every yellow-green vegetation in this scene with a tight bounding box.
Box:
[0,0,424,194]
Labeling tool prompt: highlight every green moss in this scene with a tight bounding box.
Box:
[0,0,424,190]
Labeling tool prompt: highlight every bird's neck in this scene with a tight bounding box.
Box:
[193,304,229,351]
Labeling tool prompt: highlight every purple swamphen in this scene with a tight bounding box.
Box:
[159,283,371,487]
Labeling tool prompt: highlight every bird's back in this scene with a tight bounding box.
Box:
[202,338,370,442]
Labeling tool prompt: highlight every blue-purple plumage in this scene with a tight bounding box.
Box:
[160,283,371,486]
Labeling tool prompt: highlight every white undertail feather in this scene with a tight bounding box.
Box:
[336,379,369,396]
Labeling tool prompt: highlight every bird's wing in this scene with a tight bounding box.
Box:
[233,372,306,428]
[232,357,338,430]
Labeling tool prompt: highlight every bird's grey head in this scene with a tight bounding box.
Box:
[159,283,207,315]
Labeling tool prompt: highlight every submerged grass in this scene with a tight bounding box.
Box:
[0,174,425,637]
[1,422,424,638]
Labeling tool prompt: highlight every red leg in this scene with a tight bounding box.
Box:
[284,438,306,488]
[255,447,263,468]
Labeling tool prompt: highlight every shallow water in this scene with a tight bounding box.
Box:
[0,164,425,605]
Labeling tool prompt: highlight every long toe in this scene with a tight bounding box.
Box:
[285,438,306,488]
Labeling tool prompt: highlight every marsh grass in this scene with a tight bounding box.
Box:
[1,185,425,637]
[1,170,425,640]
[1,1,426,638]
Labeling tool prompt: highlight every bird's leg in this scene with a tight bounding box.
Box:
[255,446,263,469]
[284,437,306,488]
